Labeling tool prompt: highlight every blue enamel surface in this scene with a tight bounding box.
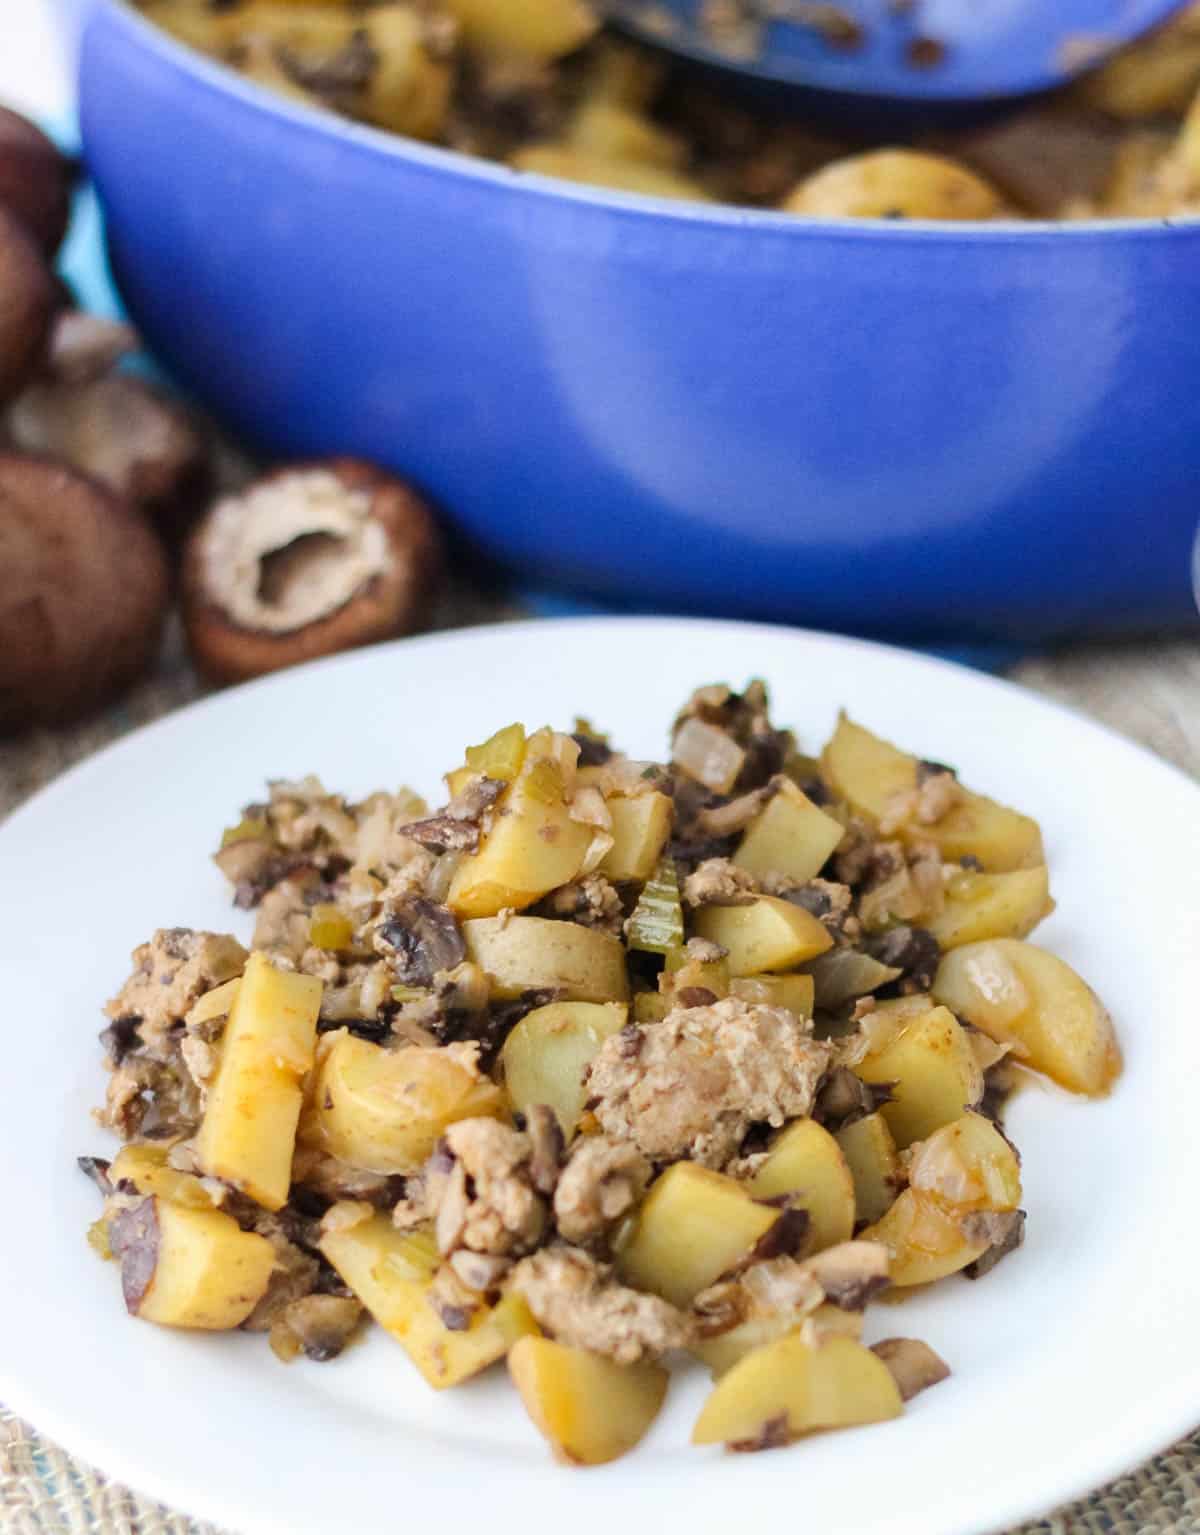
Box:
[80,0,1200,643]
[610,0,1191,103]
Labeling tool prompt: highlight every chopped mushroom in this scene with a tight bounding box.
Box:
[871,1337,951,1401]
[373,896,466,986]
[269,1294,364,1363]
[962,1209,1027,1278]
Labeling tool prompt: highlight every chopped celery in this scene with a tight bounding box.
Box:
[220,815,270,848]
[626,857,684,955]
[309,904,354,951]
[465,722,527,784]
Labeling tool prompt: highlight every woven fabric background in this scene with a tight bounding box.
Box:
[2,617,1197,1535]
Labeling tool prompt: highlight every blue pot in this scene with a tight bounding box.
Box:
[80,0,1200,641]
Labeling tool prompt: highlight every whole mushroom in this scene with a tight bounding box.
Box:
[0,206,55,405]
[4,309,206,537]
[181,458,444,684]
[0,454,169,732]
[0,107,75,255]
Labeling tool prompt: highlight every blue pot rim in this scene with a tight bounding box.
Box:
[89,0,1200,245]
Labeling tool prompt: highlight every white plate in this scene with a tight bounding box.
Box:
[1,617,1197,1535]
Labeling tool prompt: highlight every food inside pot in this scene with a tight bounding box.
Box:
[80,680,1119,1463]
[136,0,1200,219]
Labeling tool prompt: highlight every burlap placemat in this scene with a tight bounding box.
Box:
[2,621,1197,1535]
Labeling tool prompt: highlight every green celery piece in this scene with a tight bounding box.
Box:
[626,856,684,955]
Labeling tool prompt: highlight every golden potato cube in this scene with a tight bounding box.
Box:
[185,976,240,1029]
[834,1113,900,1226]
[692,1304,864,1377]
[633,991,670,1023]
[314,1035,506,1175]
[748,1120,855,1254]
[322,1219,536,1388]
[110,1144,217,1211]
[509,1336,668,1464]
[733,779,845,884]
[442,0,598,59]
[693,896,833,975]
[510,144,713,202]
[907,1112,1022,1213]
[616,1163,778,1307]
[855,1005,984,1149]
[784,149,1001,221]
[447,732,592,919]
[462,915,630,1003]
[195,952,322,1210]
[500,1000,628,1136]
[860,1189,989,1287]
[111,1196,275,1330]
[729,973,815,1017]
[927,865,1054,950]
[821,713,1044,871]
[933,938,1120,1097]
[692,1333,902,1446]
[598,791,672,883]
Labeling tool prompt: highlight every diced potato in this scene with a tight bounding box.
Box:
[109,1144,217,1211]
[854,1005,984,1149]
[569,99,685,170]
[733,779,844,884]
[693,896,833,975]
[321,1217,536,1388]
[926,866,1054,949]
[513,144,714,202]
[748,1120,855,1254]
[633,990,670,1023]
[616,1164,778,1307]
[442,0,598,60]
[462,915,630,1003]
[860,1189,989,1287]
[821,714,1044,871]
[729,973,815,1018]
[109,1196,275,1329]
[906,1113,1021,1213]
[185,977,240,1029]
[351,5,453,139]
[693,1304,864,1377]
[663,943,730,1001]
[692,1333,902,1447]
[314,1034,506,1175]
[447,730,591,918]
[834,1113,900,1226]
[933,939,1120,1097]
[509,1336,668,1465]
[598,791,673,882]
[784,149,1001,221]
[500,1001,628,1136]
[195,952,322,1210]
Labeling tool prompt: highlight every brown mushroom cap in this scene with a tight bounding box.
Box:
[181,458,444,685]
[0,453,169,733]
[0,106,75,255]
[0,207,54,405]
